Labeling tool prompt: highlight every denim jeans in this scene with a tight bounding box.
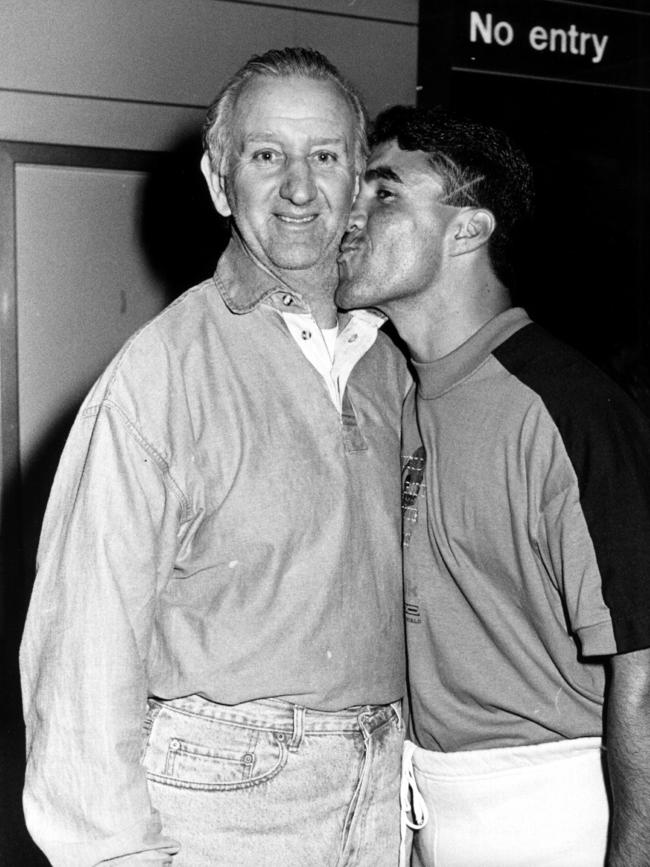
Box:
[140,694,404,866]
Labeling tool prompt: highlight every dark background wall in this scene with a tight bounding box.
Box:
[418,0,650,409]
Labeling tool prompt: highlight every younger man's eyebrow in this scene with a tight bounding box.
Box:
[365,166,402,183]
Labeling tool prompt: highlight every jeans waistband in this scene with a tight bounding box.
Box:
[151,694,401,736]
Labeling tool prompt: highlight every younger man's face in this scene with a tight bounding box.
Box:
[336,139,456,313]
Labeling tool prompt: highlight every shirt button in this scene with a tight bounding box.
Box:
[301,330,312,340]
[348,333,358,343]
[282,294,293,306]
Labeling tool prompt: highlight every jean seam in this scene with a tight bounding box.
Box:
[342,715,400,866]
[146,734,289,792]
[140,702,163,761]
[337,716,375,864]
[163,731,259,779]
[364,710,395,738]
[150,700,294,732]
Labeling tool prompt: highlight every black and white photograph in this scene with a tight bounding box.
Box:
[0,1,648,864]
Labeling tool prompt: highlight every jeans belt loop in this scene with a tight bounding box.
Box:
[288,704,305,752]
[391,699,404,731]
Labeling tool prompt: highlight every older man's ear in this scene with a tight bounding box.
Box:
[200,152,232,218]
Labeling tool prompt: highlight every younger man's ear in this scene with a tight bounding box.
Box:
[450,208,495,256]
[200,152,232,218]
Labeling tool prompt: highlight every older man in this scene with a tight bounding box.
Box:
[337,106,650,866]
[21,48,408,866]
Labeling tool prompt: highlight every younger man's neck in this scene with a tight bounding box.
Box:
[393,279,511,364]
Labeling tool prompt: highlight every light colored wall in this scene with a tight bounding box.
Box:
[15,164,166,467]
[0,0,419,151]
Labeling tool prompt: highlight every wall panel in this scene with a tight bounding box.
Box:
[0,0,419,150]
[0,91,205,152]
[234,0,418,23]
[294,15,418,112]
[16,164,168,467]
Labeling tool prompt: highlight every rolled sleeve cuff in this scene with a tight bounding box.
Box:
[26,808,179,867]
[576,619,617,657]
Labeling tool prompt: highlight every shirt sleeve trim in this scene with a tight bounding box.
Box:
[576,619,617,657]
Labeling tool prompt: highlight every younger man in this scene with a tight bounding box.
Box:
[337,106,650,866]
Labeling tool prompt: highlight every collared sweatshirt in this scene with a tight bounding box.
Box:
[20,239,409,865]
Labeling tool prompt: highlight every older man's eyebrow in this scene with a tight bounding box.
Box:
[243,134,347,146]
[365,166,403,183]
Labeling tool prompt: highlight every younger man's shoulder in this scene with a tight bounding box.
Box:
[495,320,649,434]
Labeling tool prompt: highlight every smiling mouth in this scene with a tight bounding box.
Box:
[276,214,318,224]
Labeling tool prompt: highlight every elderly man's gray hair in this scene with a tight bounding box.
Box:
[202,46,368,175]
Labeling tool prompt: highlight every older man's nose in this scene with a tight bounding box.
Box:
[279,159,317,205]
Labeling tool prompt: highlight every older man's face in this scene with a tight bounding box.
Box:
[215,76,358,279]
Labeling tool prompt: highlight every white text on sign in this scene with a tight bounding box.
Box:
[470,11,609,64]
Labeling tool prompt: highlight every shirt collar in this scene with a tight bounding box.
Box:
[211,235,387,330]
[212,235,311,315]
[413,307,531,399]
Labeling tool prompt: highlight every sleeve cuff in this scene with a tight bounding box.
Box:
[575,619,617,657]
[30,810,179,867]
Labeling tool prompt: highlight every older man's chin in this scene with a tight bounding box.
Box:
[335,259,356,309]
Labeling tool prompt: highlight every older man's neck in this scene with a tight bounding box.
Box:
[285,265,340,329]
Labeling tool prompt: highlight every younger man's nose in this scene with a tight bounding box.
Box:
[346,201,367,233]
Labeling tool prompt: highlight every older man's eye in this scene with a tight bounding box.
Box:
[376,188,395,201]
[252,150,280,163]
[313,151,338,165]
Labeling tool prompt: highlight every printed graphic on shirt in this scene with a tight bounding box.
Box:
[402,446,425,623]
[402,446,425,545]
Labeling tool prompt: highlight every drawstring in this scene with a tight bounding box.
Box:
[399,740,429,867]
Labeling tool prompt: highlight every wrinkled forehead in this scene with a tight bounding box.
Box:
[232,75,357,145]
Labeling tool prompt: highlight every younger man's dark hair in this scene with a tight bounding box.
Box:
[371,105,534,288]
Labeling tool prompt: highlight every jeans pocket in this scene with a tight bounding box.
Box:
[142,703,289,791]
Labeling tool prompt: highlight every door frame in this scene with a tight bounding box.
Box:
[0,141,164,622]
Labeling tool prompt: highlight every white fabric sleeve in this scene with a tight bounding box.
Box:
[20,401,184,866]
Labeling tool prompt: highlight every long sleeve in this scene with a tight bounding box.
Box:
[20,400,184,865]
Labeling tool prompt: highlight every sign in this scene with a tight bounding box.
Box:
[450,0,650,90]
[417,0,650,381]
